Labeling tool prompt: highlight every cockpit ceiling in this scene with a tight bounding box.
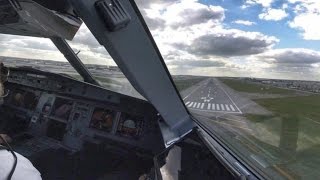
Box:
[0,0,81,40]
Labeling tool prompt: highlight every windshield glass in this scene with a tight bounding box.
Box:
[0,34,82,80]
[68,25,143,99]
[0,27,143,99]
[137,0,320,179]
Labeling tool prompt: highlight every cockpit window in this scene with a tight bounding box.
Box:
[0,25,144,100]
[136,0,320,179]
[68,24,144,99]
[0,34,82,80]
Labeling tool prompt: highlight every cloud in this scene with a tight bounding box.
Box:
[0,34,55,51]
[181,30,278,57]
[134,0,177,9]
[232,20,256,26]
[244,0,274,8]
[0,25,114,65]
[288,0,320,40]
[289,13,320,40]
[143,16,166,30]
[259,8,288,21]
[69,25,100,49]
[143,0,225,30]
[257,48,320,65]
[167,59,225,67]
[165,3,224,29]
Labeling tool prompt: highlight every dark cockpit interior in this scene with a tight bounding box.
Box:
[0,67,165,179]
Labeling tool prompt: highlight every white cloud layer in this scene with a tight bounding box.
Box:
[0,0,320,81]
[233,20,256,26]
[288,0,320,40]
[259,8,288,21]
[245,0,274,7]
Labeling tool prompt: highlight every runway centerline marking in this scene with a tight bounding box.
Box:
[183,79,208,100]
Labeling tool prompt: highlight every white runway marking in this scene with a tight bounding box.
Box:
[197,103,201,108]
[230,105,235,111]
[211,103,215,110]
[193,102,197,108]
[220,104,225,111]
[217,80,242,113]
[183,80,206,100]
[183,79,242,114]
[225,104,230,111]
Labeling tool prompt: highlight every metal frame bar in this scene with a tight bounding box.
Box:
[51,37,100,86]
[67,0,194,146]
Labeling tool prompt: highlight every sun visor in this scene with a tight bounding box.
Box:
[0,0,82,40]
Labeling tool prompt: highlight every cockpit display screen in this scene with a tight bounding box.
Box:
[11,89,39,110]
[51,98,73,120]
[117,113,143,138]
[90,108,116,132]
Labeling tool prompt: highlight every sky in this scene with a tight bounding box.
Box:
[0,0,320,81]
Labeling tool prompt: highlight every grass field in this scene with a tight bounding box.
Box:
[220,78,295,94]
[247,95,320,142]
[244,95,320,178]
[219,78,320,178]
[173,77,207,91]
[252,95,320,120]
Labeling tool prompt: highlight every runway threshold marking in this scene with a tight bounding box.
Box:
[217,80,242,114]
[220,104,225,111]
[193,103,197,108]
[197,103,201,108]
[230,105,235,111]
[183,79,242,114]
[225,104,230,111]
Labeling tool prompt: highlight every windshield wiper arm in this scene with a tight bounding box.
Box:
[51,37,100,86]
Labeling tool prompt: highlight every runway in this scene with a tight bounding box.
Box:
[182,78,242,114]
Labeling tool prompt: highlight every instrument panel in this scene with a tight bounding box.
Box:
[2,68,163,154]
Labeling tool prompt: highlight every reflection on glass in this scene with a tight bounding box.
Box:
[51,98,73,120]
[90,108,115,132]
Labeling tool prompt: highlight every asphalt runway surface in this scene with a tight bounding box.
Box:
[183,78,242,114]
